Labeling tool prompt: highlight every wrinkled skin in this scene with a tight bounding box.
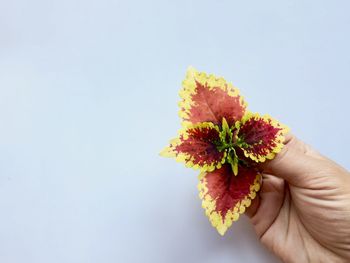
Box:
[246,134,350,263]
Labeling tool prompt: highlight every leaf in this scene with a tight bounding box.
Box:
[237,112,289,162]
[198,164,261,235]
[178,67,247,127]
[160,122,226,172]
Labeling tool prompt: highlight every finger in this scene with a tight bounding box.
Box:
[248,174,285,237]
[245,191,260,218]
[260,134,325,186]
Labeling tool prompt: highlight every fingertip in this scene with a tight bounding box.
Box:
[245,194,260,219]
[283,132,294,144]
[260,134,306,180]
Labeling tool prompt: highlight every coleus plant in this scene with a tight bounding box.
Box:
[160,67,288,235]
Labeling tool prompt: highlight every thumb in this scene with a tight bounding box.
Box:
[261,134,328,187]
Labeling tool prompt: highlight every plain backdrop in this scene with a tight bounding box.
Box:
[0,0,349,262]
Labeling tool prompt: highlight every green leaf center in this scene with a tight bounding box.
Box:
[214,118,245,176]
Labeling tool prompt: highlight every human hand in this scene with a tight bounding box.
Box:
[246,134,350,263]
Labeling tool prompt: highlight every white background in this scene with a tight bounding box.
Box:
[0,0,349,262]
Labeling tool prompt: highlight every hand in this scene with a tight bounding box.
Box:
[246,134,350,263]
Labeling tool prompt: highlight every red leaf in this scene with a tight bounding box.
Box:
[179,67,246,127]
[160,123,226,172]
[198,164,260,235]
[237,113,289,162]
